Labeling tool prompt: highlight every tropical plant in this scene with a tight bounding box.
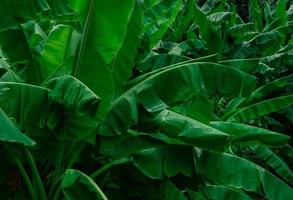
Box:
[0,0,292,199]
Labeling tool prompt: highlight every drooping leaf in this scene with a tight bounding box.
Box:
[249,144,293,183]
[99,62,256,136]
[196,150,293,200]
[210,122,290,146]
[0,82,49,129]
[247,74,293,103]
[0,108,35,146]
[133,144,194,179]
[150,110,229,151]
[226,95,293,122]
[100,133,194,179]
[44,75,100,140]
[61,169,108,200]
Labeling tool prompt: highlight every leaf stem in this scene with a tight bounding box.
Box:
[90,158,132,179]
[24,148,47,200]
[5,146,37,200]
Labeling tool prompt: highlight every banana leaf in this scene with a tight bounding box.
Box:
[210,121,290,146]
[142,0,182,49]
[70,0,137,120]
[151,110,229,150]
[198,185,253,200]
[196,150,293,200]
[61,169,108,200]
[0,108,35,146]
[98,62,256,136]
[249,144,293,184]
[226,95,293,122]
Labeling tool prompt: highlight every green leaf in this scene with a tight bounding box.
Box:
[0,58,22,82]
[196,150,293,200]
[0,28,42,83]
[200,185,253,200]
[61,169,108,200]
[0,0,49,30]
[226,95,293,122]
[142,0,182,48]
[210,122,290,146]
[249,0,262,31]
[0,108,35,146]
[151,110,229,150]
[133,144,194,179]
[0,75,100,140]
[247,74,293,103]
[71,0,136,120]
[218,58,263,74]
[275,0,288,26]
[249,145,293,183]
[99,62,256,136]
[0,82,49,129]
[158,180,187,200]
[39,24,77,81]
[100,133,194,179]
[193,6,220,53]
[169,39,208,57]
[112,3,143,95]
[137,54,190,72]
[208,12,232,24]
[44,75,100,140]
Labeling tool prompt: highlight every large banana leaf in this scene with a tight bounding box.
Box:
[248,74,293,103]
[223,74,293,114]
[100,133,194,179]
[133,145,194,179]
[0,75,100,139]
[142,0,182,49]
[150,110,229,150]
[44,75,100,139]
[70,0,138,120]
[39,24,77,81]
[99,62,256,136]
[112,3,143,95]
[210,122,290,146]
[61,169,108,200]
[0,82,49,129]
[0,108,35,146]
[226,95,293,122]
[249,144,293,184]
[196,150,293,200]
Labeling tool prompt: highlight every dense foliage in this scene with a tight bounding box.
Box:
[0,0,293,199]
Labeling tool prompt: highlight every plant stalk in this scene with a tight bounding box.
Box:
[24,148,47,200]
[90,158,132,179]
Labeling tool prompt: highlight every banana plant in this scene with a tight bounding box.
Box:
[0,0,292,200]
